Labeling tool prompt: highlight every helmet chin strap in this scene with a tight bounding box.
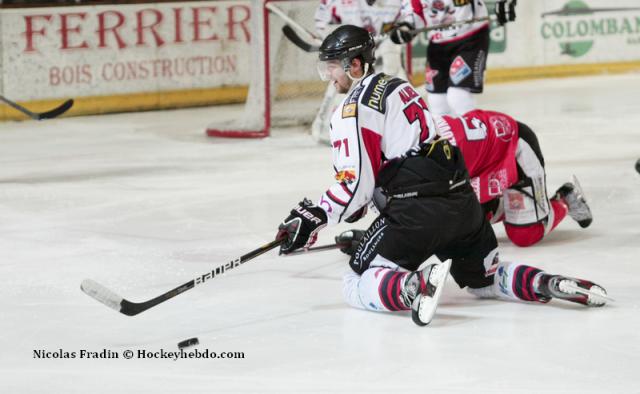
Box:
[345,63,370,89]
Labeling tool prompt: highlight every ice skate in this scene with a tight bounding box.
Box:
[536,273,610,307]
[400,260,452,326]
[553,175,593,228]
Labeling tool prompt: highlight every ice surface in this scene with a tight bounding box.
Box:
[1,73,639,393]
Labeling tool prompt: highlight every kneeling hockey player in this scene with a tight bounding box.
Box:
[275,25,608,326]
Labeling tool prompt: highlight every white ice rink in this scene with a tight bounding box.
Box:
[1,73,639,393]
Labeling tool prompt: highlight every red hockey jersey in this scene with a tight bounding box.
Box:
[436,109,520,203]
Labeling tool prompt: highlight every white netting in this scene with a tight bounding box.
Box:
[206,0,324,138]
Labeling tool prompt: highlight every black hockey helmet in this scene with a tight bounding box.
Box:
[318,25,375,68]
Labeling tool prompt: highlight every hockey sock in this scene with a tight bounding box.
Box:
[447,87,475,116]
[427,93,451,116]
[492,262,550,303]
[342,268,410,312]
[547,198,569,231]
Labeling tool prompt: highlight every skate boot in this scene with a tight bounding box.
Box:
[400,260,452,326]
[553,175,593,228]
[536,273,610,307]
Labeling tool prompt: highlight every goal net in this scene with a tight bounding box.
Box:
[206,0,324,138]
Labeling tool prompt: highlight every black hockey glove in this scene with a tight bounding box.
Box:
[389,22,415,45]
[335,229,366,256]
[277,199,327,255]
[495,0,517,26]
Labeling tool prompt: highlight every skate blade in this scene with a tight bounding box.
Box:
[571,174,587,201]
[411,260,452,326]
[562,281,614,306]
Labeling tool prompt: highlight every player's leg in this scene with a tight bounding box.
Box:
[448,219,609,307]
[445,27,490,116]
[341,214,443,313]
[311,83,344,145]
[377,39,407,80]
[471,260,609,307]
[517,122,593,229]
[425,41,452,115]
[502,123,566,246]
[446,87,475,116]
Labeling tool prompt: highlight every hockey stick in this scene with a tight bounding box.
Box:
[0,95,73,120]
[266,2,322,43]
[285,242,345,256]
[281,15,493,53]
[374,16,494,47]
[265,1,322,53]
[283,25,321,52]
[81,238,285,316]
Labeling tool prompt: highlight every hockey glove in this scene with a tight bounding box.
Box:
[335,229,365,256]
[277,198,328,255]
[495,0,516,26]
[389,22,415,45]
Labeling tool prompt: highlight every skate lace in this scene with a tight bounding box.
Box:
[556,279,579,295]
[400,272,421,308]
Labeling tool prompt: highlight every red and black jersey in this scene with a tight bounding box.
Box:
[436,109,520,203]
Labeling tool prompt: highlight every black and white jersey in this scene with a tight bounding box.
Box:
[317,72,437,224]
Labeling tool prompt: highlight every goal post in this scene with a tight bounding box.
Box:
[205,0,413,139]
[206,0,325,138]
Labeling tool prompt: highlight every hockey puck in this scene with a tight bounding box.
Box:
[178,337,199,349]
[636,158,640,174]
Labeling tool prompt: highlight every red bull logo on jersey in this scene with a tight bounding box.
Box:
[450,56,472,85]
[335,168,357,184]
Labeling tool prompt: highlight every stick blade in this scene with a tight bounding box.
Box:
[81,279,124,313]
[282,25,320,52]
[37,99,74,120]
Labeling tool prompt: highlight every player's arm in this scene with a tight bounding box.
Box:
[276,130,368,254]
[389,0,426,44]
[399,0,427,29]
[318,116,377,226]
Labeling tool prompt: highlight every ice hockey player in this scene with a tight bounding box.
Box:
[435,110,593,247]
[275,25,608,326]
[389,0,501,116]
[312,0,405,144]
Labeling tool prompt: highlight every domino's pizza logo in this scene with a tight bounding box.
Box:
[449,56,472,85]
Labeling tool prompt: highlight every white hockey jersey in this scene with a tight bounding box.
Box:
[399,0,488,44]
[315,0,402,37]
[317,72,437,225]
